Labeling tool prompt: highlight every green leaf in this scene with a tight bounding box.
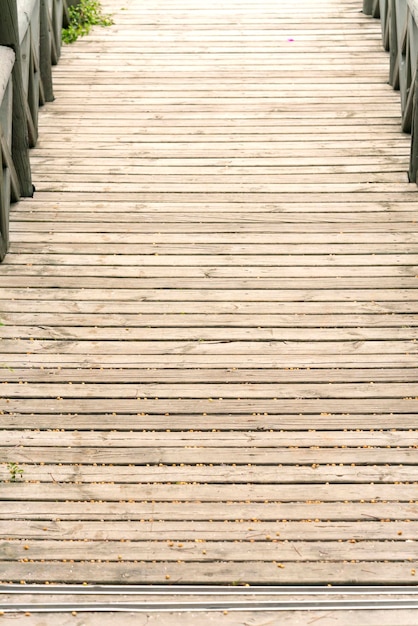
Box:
[62,0,113,44]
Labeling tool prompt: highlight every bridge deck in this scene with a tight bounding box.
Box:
[1,0,418,616]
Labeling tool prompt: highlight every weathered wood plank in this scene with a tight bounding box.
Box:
[2,429,417,446]
[1,288,418,303]
[2,355,417,368]
[1,413,417,430]
[2,326,418,341]
[11,198,418,211]
[1,339,417,356]
[7,227,418,242]
[2,498,418,518]
[1,519,418,540]
[1,313,418,329]
[2,610,418,626]
[5,611,418,626]
[0,370,418,394]
[2,539,418,562]
[0,445,416,464]
[4,253,418,267]
[2,396,418,414]
[1,367,416,383]
[2,610,417,626]
[1,560,418,584]
[2,277,418,290]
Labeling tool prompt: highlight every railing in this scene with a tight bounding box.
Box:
[0,0,71,260]
[0,45,15,260]
[363,0,418,182]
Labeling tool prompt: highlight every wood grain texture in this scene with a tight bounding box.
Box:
[0,0,418,596]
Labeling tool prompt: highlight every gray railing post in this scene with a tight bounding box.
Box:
[364,0,374,14]
[389,0,399,88]
[18,0,42,146]
[364,0,380,15]
[40,0,55,101]
[0,0,33,197]
[409,108,418,180]
[409,50,418,181]
[0,45,15,260]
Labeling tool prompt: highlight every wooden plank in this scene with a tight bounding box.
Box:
[1,560,418,584]
[1,314,418,331]
[1,519,418,540]
[10,455,418,482]
[2,261,418,275]
[0,444,416,464]
[2,499,418,519]
[1,380,417,398]
[1,367,417,383]
[20,172,411,184]
[1,337,417,353]
[2,289,418,303]
[11,198,418,211]
[1,611,417,626]
[1,413,417,430]
[7,230,418,242]
[3,607,418,626]
[1,277,418,290]
[4,254,418,267]
[1,611,418,626]
[2,354,417,368]
[7,590,416,604]
[1,301,417,317]
[8,213,418,225]
[2,428,418,446]
[37,109,401,118]
[3,539,418,562]
[24,191,418,202]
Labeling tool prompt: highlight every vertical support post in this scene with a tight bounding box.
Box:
[63,0,71,28]
[40,0,54,101]
[364,0,380,17]
[0,126,10,261]
[0,134,8,261]
[0,45,17,261]
[0,127,9,261]
[409,56,418,181]
[51,0,65,64]
[0,0,33,197]
[389,0,399,88]
[364,0,374,14]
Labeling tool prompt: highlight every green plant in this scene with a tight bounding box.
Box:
[7,462,24,482]
[62,0,113,44]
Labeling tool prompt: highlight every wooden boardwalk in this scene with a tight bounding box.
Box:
[1,0,418,616]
